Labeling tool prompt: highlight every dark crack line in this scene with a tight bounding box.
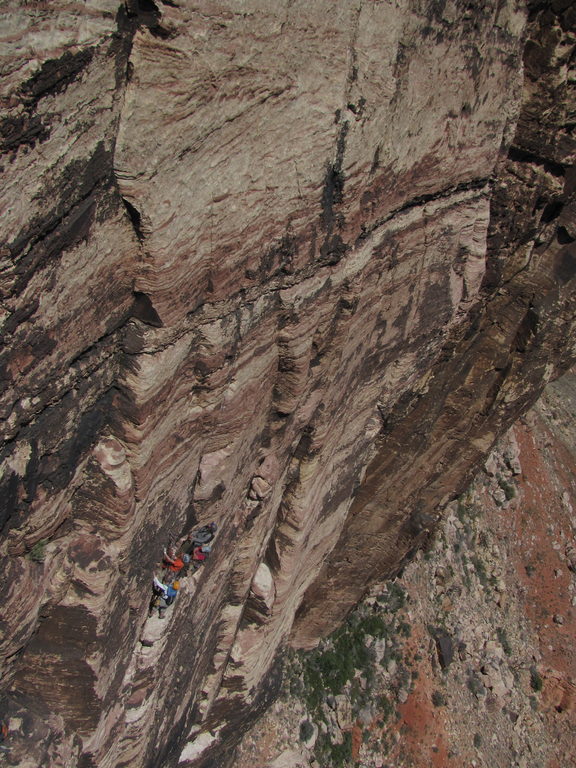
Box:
[343,3,362,104]
[356,174,491,248]
[507,145,565,178]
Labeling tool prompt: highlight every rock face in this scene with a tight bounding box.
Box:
[235,371,576,768]
[0,1,574,767]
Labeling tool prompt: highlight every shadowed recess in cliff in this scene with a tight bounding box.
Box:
[131,292,164,327]
[124,0,175,38]
[122,198,145,240]
[0,113,49,153]
[0,387,119,542]
[319,120,349,266]
[20,49,95,104]
[10,606,100,733]
[7,142,115,293]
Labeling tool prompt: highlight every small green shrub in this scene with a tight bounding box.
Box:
[357,613,388,638]
[377,582,406,612]
[530,667,543,692]
[456,501,475,522]
[379,694,394,722]
[431,690,447,707]
[471,556,489,586]
[497,475,516,501]
[397,621,411,638]
[478,531,489,549]
[461,560,473,591]
[28,539,47,563]
[377,732,391,756]
[473,733,482,748]
[328,731,352,767]
[496,627,512,656]
[299,720,314,742]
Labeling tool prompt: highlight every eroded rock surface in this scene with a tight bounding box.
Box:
[0,1,574,767]
[235,372,576,768]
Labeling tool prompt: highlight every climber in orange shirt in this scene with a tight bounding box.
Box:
[162,547,190,575]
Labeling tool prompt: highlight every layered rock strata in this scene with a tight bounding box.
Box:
[235,371,576,768]
[0,1,574,767]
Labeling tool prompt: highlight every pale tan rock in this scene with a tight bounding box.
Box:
[484,454,499,477]
[251,562,276,609]
[178,732,218,765]
[268,748,310,768]
[484,640,505,662]
[93,437,133,496]
[334,694,353,730]
[248,475,272,501]
[195,447,233,500]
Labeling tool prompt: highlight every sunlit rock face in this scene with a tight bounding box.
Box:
[0,1,574,766]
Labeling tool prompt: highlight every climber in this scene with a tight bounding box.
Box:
[0,721,10,753]
[179,552,192,575]
[150,576,180,618]
[157,580,180,618]
[181,522,217,553]
[191,543,211,569]
[162,547,189,575]
[152,574,169,602]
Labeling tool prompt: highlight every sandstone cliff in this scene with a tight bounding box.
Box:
[235,371,576,768]
[0,1,574,766]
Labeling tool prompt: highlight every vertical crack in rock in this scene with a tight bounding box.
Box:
[319,119,349,267]
[122,198,145,242]
[316,5,364,268]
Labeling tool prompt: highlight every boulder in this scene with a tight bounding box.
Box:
[435,632,454,669]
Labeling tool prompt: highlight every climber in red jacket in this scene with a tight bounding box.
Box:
[191,544,211,568]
